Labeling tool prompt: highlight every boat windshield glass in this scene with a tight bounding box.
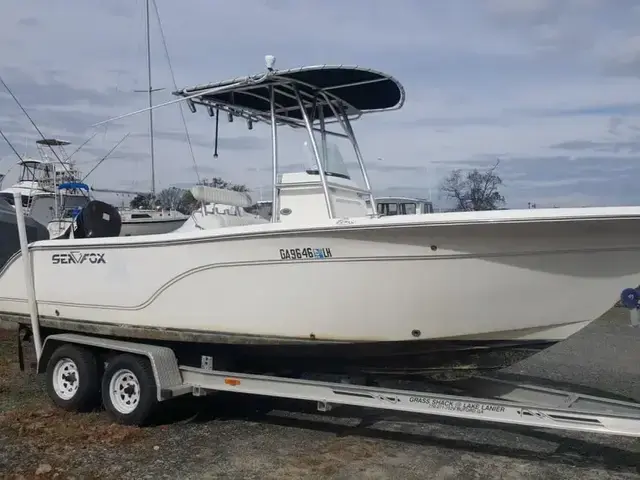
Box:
[403,202,417,214]
[303,136,352,180]
[377,202,399,215]
[19,161,49,182]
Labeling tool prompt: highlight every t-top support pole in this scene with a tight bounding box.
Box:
[323,95,376,212]
[318,106,329,170]
[269,85,279,222]
[293,87,334,219]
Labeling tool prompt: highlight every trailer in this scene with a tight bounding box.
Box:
[10,190,640,436]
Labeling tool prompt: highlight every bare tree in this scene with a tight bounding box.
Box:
[439,160,506,211]
[156,187,184,211]
[199,177,229,189]
[198,177,250,193]
[129,193,154,210]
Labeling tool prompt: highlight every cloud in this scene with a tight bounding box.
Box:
[346,162,431,174]
[17,17,39,28]
[601,35,640,77]
[1,0,640,208]
[485,0,560,25]
[550,139,640,154]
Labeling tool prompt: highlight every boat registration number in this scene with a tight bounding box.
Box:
[279,247,332,260]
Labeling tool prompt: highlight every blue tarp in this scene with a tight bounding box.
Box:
[57,182,89,191]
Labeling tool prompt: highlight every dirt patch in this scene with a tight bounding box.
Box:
[266,436,382,478]
[1,314,638,479]
[0,328,154,479]
[0,327,43,413]
[0,407,145,450]
[0,407,148,480]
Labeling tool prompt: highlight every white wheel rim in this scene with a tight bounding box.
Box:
[109,369,141,415]
[52,358,80,400]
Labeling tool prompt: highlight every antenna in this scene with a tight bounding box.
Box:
[265,55,276,71]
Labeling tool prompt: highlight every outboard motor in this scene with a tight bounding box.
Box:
[70,200,122,238]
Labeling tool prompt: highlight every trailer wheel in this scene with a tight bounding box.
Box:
[45,344,100,412]
[101,354,157,426]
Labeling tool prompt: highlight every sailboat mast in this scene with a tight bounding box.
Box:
[145,0,156,198]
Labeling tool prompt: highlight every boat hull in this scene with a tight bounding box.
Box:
[1,311,558,377]
[0,213,637,352]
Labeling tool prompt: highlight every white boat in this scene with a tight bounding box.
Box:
[45,182,93,239]
[0,139,89,228]
[118,208,188,236]
[0,139,186,238]
[43,181,188,238]
[1,58,640,379]
[49,199,189,238]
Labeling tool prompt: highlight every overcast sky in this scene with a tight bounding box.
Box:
[1,0,640,208]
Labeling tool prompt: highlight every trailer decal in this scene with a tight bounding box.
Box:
[408,397,505,415]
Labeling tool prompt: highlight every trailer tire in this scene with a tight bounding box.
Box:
[101,354,157,426]
[45,344,100,412]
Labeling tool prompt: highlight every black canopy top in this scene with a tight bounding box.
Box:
[36,139,71,146]
[173,65,405,124]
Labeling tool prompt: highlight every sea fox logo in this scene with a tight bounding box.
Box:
[51,251,106,265]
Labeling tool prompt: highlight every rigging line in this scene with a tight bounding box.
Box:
[0,127,26,163]
[81,132,131,182]
[90,80,248,127]
[0,77,73,176]
[65,130,99,162]
[0,76,89,200]
[151,0,201,184]
[0,127,35,195]
[0,161,20,190]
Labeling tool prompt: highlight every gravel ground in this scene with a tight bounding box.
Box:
[1,308,639,479]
